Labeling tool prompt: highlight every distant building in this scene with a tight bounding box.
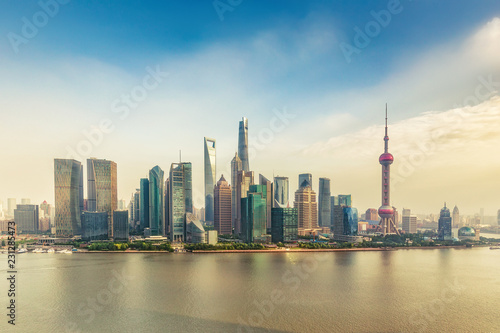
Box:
[231,153,243,232]
[294,184,318,232]
[21,198,30,205]
[358,221,369,234]
[113,210,129,241]
[298,173,312,188]
[402,209,417,234]
[452,205,460,228]
[498,209,500,226]
[214,175,232,235]
[271,207,298,243]
[241,190,267,243]
[186,213,206,244]
[206,230,218,245]
[259,174,273,231]
[238,117,250,172]
[133,190,140,228]
[169,162,192,242]
[118,199,126,210]
[82,211,108,241]
[87,158,117,238]
[140,178,150,231]
[333,207,359,242]
[273,176,289,208]
[14,204,39,234]
[149,165,165,236]
[458,226,477,241]
[54,159,83,237]
[7,198,16,217]
[204,137,216,223]
[365,208,378,221]
[438,203,453,241]
[235,170,254,235]
[318,178,331,228]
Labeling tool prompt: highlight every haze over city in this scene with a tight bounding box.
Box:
[1,1,499,215]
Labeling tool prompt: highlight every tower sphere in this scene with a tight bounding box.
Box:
[379,152,394,165]
[378,205,394,218]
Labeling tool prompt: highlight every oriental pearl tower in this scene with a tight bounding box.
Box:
[378,105,400,235]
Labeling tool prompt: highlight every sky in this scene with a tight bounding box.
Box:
[0,0,499,216]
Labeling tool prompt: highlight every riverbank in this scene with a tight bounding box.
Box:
[67,244,489,254]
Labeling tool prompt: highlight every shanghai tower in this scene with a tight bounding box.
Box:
[238,117,249,172]
[378,106,400,235]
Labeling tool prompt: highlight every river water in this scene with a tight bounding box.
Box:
[1,247,499,332]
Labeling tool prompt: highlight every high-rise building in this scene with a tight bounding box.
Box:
[332,205,358,239]
[140,178,150,231]
[204,137,216,223]
[298,173,312,188]
[113,210,129,241]
[7,198,16,217]
[318,178,331,228]
[118,199,126,210]
[402,208,417,234]
[133,189,140,228]
[14,204,39,234]
[259,174,273,231]
[40,201,51,218]
[378,107,399,235]
[238,117,250,172]
[497,209,500,226]
[164,178,169,235]
[54,159,83,237]
[214,175,232,235]
[271,207,298,243]
[82,211,108,241]
[294,184,318,231]
[169,162,192,242]
[186,213,206,244]
[87,158,118,237]
[241,192,267,243]
[438,203,453,241]
[273,176,289,208]
[235,170,254,235]
[149,166,165,236]
[365,208,378,221]
[331,195,352,230]
[231,153,243,232]
[21,198,31,205]
[452,205,460,228]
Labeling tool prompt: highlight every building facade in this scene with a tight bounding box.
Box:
[214,175,232,235]
[271,207,298,243]
[294,184,318,231]
[235,170,254,235]
[298,173,312,188]
[231,153,243,233]
[139,178,149,231]
[402,209,417,234]
[113,210,129,241]
[438,203,453,241]
[259,174,273,231]
[238,117,250,172]
[273,176,289,208]
[82,211,108,241]
[452,205,460,228]
[54,159,83,237]
[365,208,378,221]
[318,178,331,228]
[241,192,267,243]
[169,162,193,242]
[149,166,165,236]
[204,137,216,223]
[87,158,117,237]
[14,204,39,234]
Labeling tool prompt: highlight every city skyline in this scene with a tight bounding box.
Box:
[1,3,500,215]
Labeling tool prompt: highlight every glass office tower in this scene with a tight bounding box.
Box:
[149,166,164,236]
[204,137,216,223]
[273,176,289,208]
[54,159,83,237]
[318,178,331,228]
[169,162,193,242]
[238,117,249,172]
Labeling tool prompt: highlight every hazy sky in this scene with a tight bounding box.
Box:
[0,1,499,216]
